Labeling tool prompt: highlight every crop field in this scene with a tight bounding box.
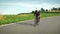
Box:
[0,12,60,25]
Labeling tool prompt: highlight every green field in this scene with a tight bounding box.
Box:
[0,12,60,25]
[41,12,60,18]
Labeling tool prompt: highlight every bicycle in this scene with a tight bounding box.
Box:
[34,16,40,26]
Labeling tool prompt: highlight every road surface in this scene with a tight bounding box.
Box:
[0,16,60,34]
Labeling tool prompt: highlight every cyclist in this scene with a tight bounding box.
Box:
[34,9,40,26]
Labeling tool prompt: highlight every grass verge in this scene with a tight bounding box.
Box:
[0,12,60,25]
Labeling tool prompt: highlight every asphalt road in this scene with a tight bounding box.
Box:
[0,16,60,34]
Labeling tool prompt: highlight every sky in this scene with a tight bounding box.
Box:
[0,0,60,15]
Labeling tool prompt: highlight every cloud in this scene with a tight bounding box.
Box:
[0,2,60,8]
[0,2,60,14]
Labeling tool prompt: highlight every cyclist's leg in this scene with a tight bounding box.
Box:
[34,17,37,26]
[35,17,38,25]
[34,16,40,26]
[36,16,40,24]
[38,17,40,22]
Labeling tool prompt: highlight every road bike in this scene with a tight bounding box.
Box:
[34,16,40,26]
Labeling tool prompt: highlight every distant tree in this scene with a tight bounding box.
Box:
[51,7,57,10]
[41,8,45,12]
[46,9,48,12]
[32,11,34,13]
[58,7,60,10]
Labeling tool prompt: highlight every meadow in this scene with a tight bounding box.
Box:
[0,12,60,25]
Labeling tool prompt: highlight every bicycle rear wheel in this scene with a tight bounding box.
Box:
[34,17,40,26]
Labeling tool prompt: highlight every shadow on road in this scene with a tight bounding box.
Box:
[16,23,34,26]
